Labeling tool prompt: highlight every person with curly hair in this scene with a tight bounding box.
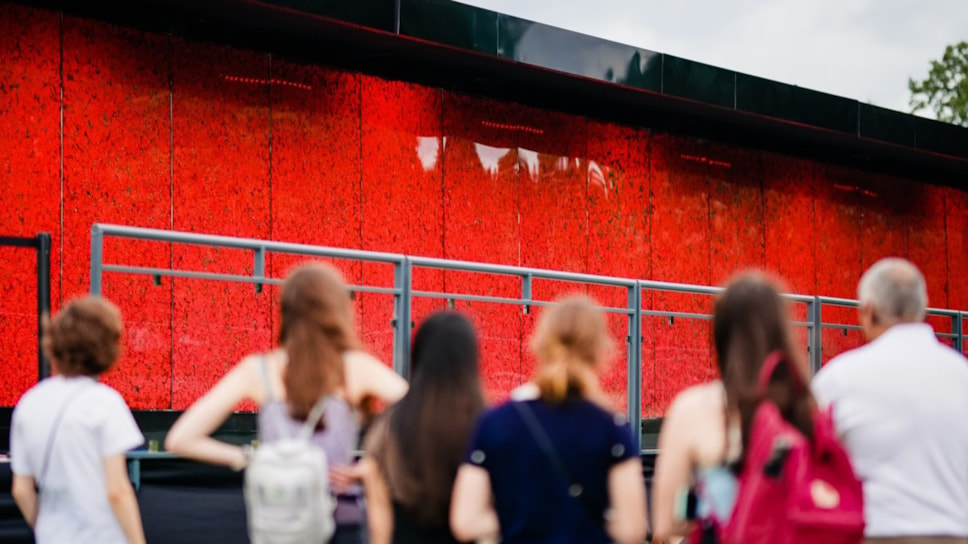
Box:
[10,296,146,544]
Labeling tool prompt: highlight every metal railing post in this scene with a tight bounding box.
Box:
[627,282,643,453]
[90,224,104,296]
[36,232,51,379]
[521,273,532,315]
[953,313,963,354]
[392,258,413,378]
[253,247,266,294]
[807,296,822,375]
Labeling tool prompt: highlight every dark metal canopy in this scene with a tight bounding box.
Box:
[22,0,968,184]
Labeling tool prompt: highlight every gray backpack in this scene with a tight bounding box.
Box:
[245,383,336,543]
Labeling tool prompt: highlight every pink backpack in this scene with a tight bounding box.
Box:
[702,351,866,544]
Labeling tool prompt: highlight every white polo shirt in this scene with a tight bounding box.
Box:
[813,323,968,538]
[10,375,143,544]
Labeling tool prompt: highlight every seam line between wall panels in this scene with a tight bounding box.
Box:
[758,153,766,269]
[439,89,446,296]
[268,54,274,351]
[357,75,364,322]
[943,189,950,308]
[168,33,175,410]
[706,166,714,380]
[584,121,590,279]
[58,11,64,308]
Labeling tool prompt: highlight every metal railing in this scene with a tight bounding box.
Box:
[89,224,968,452]
[1,232,52,379]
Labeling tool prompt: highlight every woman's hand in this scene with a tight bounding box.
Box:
[330,463,366,494]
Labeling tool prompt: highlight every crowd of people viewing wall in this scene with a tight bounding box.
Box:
[3,0,968,417]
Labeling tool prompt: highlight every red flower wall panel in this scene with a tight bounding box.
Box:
[709,148,765,286]
[0,3,61,405]
[360,77,444,367]
[762,155,815,366]
[2,5,963,410]
[586,122,650,415]
[815,165,864,363]
[762,154,817,295]
[815,166,864,297]
[517,108,588,383]
[648,135,714,413]
[268,60,363,343]
[441,92,521,400]
[858,174,908,270]
[61,17,173,408]
[947,187,968,311]
[906,183,948,309]
[171,41,272,409]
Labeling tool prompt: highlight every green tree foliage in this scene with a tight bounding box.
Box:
[909,41,968,126]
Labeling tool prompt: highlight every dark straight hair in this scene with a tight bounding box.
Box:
[383,311,485,528]
[713,272,815,473]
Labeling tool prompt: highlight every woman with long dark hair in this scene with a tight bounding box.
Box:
[166,262,408,543]
[361,311,486,544]
[651,272,815,542]
[450,295,648,544]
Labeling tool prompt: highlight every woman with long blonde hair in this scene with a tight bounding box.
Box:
[450,295,648,544]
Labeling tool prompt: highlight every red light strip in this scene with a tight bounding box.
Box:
[679,153,732,168]
[481,120,544,135]
[833,184,877,198]
[221,74,312,90]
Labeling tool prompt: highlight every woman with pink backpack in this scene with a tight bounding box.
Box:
[651,272,864,544]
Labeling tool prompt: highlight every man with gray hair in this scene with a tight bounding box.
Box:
[813,258,968,544]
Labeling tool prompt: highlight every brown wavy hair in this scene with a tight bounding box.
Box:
[713,272,815,473]
[278,263,359,420]
[530,295,613,403]
[43,296,124,377]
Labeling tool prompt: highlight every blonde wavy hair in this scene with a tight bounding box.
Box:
[530,295,614,403]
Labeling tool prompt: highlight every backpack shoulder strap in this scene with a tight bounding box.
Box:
[259,355,297,440]
[297,398,329,442]
[758,350,805,394]
[259,355,278,402]
[513,401,603,521]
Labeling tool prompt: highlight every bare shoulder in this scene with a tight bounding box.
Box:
[342,350,407,404]
[666,381,723,419]
[343,349,386,369]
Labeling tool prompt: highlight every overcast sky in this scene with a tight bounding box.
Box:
[462,0,968,115]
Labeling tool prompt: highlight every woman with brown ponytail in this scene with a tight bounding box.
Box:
[450,295,649,544]
[650,272,815,542]
[166,262,408,544]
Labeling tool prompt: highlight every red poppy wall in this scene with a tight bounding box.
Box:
[0,2,962,417]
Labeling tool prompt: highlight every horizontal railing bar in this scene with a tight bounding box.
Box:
[409,256,638,287]
[817,296,857,307]
[641,310,712,321]
[94,224,405,264]
[102,265,401,296]
[926,309,963,318]
[349,285,400,296]
[409,290,634,315]
[820,323,864,331]
[103,265,283,286]
[638,280,814,303]
[819,296,959,320]
[126,451,177,460]
[641,281,721,296]
[0,236,39,248]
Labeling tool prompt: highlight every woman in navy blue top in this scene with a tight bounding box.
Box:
[450,295,649,544]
